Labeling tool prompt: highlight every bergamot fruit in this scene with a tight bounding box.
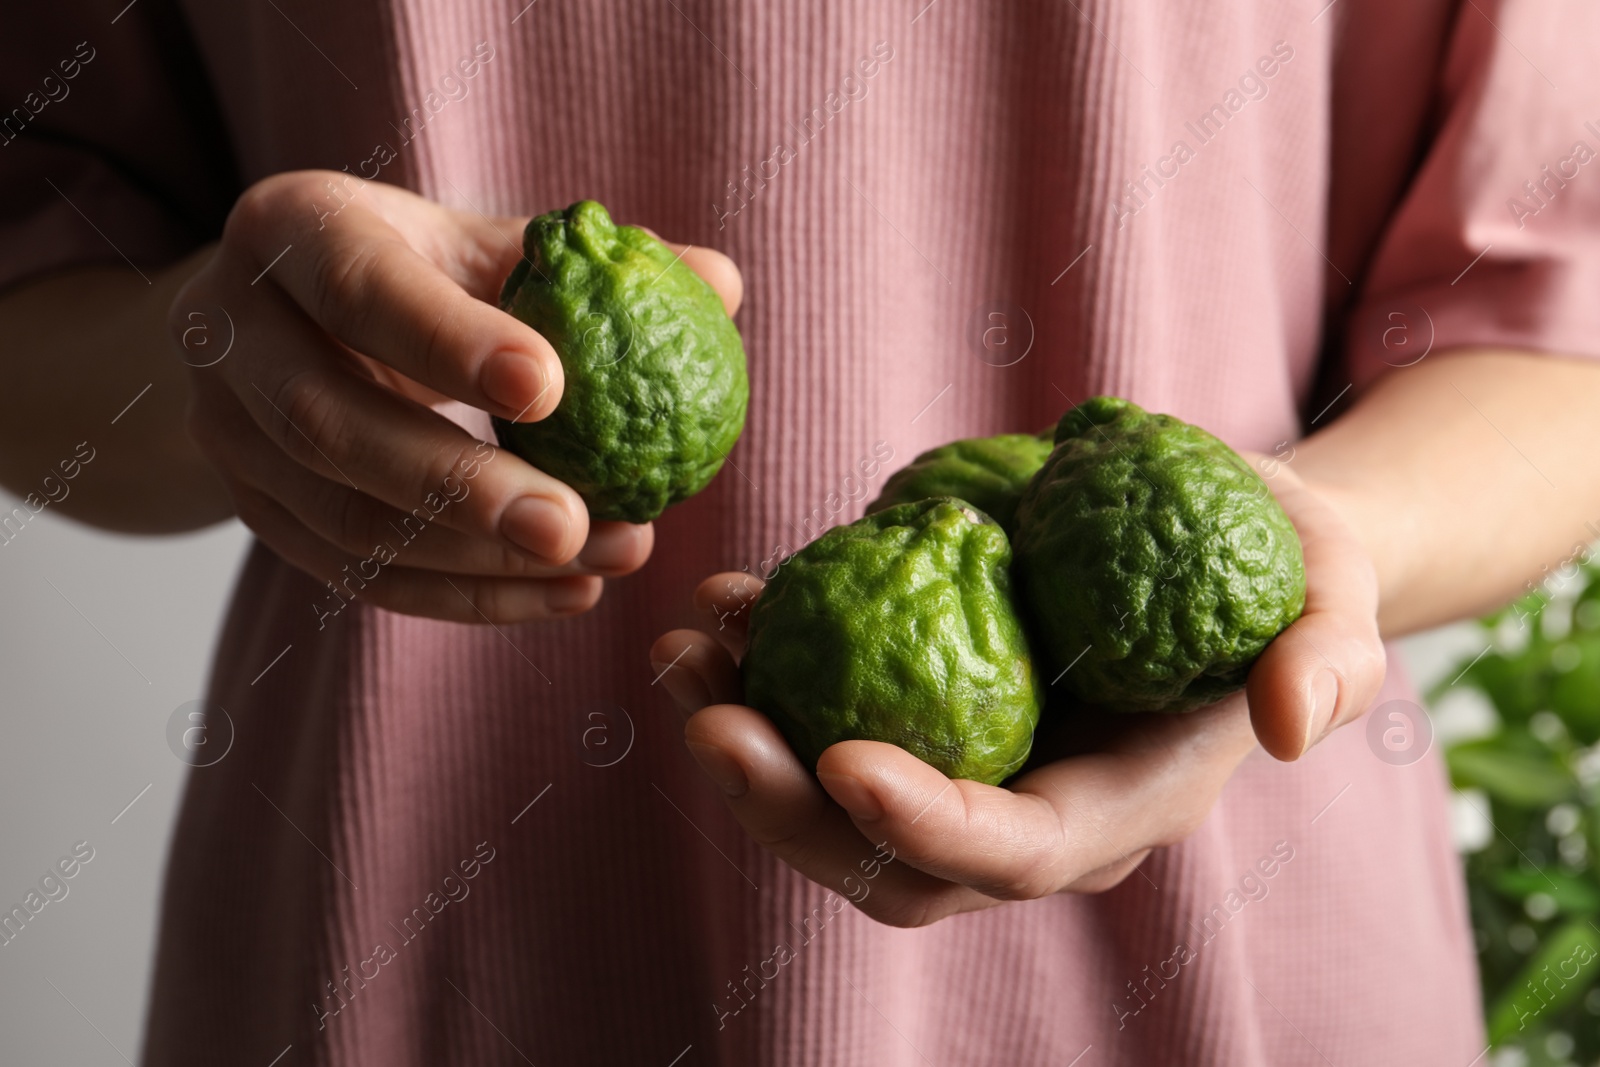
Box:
[492,200,748,523]
[1012,397,1305,713]
[869,431,1054,533]
[742,498,1042,785]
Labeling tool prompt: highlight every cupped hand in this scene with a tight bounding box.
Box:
[172,171,742,622]
[648,460,1385,926]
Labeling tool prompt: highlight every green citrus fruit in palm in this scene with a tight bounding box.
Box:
[743,498,1042,785]
[1012,397,1306,713]
[492,200,748,523]
[869,431,1054,533]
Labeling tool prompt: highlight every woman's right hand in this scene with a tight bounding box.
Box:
[170,171,741,623]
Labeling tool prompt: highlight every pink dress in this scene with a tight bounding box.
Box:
[8,1,1600,1062]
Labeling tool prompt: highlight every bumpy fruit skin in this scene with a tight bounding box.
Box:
[1012,397,1306,714]
[868,432,1054,533]
[742,498,1042,785]
[492,201,748,523]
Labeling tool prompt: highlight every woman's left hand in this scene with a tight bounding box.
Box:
[647,460,1386,927]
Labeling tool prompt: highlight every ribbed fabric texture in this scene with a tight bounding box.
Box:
[14,0,1600,1062]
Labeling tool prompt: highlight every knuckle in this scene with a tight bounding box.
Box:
[418,439,492,522]
[464,578,529,626]
[496,546,543,575]
[1069,860,1140,895]
[270,369,343,464]
[226,483,272,538]
[991,854,1059,902]
[461,579,501,622]
[308,238,383,340]
[749,822,814,856]
[228,487,262,530]
[223,183,274,248]
[327,484,379,555]
[223,172,303,251]
[414,299,460,389]
[747,819,848,875]
[434,439,486,494]
[862,895,938,930]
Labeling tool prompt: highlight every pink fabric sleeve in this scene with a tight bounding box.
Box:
[0,3,237,294]
[1344,0,1600,386]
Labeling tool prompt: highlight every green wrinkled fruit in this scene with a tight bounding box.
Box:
[743,498,1042,785]
[492,200,748,523]
[1013,396,1306,713]
[868,431,1055,533]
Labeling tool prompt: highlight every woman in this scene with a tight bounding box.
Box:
[2,1,1595,1062]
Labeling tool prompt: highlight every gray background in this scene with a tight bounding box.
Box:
[0,494,249,1065]
[0,495,1482,1063]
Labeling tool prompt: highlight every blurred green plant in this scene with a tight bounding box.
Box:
[1438,558,1600,1066]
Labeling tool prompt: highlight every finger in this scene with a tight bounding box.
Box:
[392,206,530,305]
[467,219,745,333]
[1061,850,1155,895]
[684,704,988,927]
[814,741,1079,900]
[815,700,1257,900]
[648,630,744,713]
[454,215,746,320]
[672,243,744,319]
[207,388,652,577]
[477,215,534,298]
[691,571,765,657]
[1246,474,1387,761]
[225,479,603,623]
[207,283,590,563]
[575,522,656,575]
[632,227,744,318]
[224,173,562,422]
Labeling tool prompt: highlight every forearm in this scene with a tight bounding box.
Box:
[0,244,232,533]
[1295,348,1600,637]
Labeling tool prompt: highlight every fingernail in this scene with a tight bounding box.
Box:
[653,659,711,712]
[817,772,884,821]
[687,742,748,797]
[546,577,597,615]
[1304,669,1340,755]
[481,350,547,419]
[502,496,572,562]
[578,524,648,573]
